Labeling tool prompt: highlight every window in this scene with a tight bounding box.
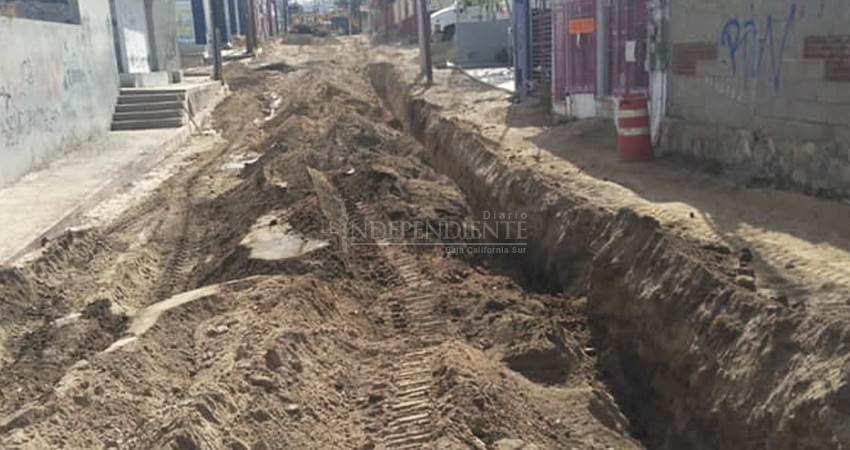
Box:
[0,0,82,25]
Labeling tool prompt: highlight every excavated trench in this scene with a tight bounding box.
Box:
[0,46,848,449]
[0,54,639,449]
[367,62,850,450]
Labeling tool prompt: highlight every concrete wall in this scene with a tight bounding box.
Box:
[661,0,850,197]
[456,20,511,68]
[114,0,151,73]
[0,1,119,188]
[146,0,181,72]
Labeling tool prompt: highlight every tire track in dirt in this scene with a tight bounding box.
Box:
[149,139,242,302]
[323,164,443,447]
[343,195,446,450]
[353,201,445,449]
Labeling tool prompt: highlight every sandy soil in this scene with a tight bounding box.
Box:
[2,35,849,450]
[0,39,641,449]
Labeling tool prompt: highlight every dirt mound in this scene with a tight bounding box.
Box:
[432,342,639,449]
[0,40,640,449]
[0,296,128,420]
[2,277,376,449]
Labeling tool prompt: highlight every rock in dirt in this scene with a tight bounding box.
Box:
[247,373,278,391]
[264,348,284,370]
[207,324,230,336]
[283,403,301,417]
[735,275,757,291]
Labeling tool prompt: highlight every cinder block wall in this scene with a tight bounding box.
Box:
[0,2,119,188]
[661,0,850,197]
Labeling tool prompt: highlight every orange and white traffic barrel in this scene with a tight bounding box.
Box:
[617,95,653,162]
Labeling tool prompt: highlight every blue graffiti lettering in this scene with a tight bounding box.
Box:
[720,5,797,91]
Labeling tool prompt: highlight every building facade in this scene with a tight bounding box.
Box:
[662,0,850,197]
[0,0,184,187]
[524,0,850,197]
[0,1,120,187]
[112,0,181,84]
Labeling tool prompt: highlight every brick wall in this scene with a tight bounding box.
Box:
[804,35,850,82]
[661,0,850,197]
[672,42,718,76]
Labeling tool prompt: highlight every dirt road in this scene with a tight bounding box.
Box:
[0,37,848,450]
[0,39,639,449]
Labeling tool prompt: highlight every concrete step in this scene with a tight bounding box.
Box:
[115,101,184,113]
[113,109,184,122]
[117,93,185,104]
[111,117,184,131]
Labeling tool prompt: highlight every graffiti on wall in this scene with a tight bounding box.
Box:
[0,91,11,112]
[63,69,87,91]
[720,5,797,91]
[1,106,61,148]
[0,55,85,148]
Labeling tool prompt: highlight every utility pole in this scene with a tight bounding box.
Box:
[245,0,259,55]
[211,0,224,81]
[282,0,289,33]
[416,0,433,83]
[243,0,254,54]
[348,0,353,35]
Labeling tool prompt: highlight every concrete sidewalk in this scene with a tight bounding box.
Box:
[0,87,225,265]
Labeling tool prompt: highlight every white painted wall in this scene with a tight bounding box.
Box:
[0,1,120,187]
[114,0,151,73]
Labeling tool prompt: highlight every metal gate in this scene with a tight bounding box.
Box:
[553,0,596,102]
[531,6,552,93]
[565,0,597,94]
[610,0,648,95]
[513,0,532,99]
[552,3,568,102]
